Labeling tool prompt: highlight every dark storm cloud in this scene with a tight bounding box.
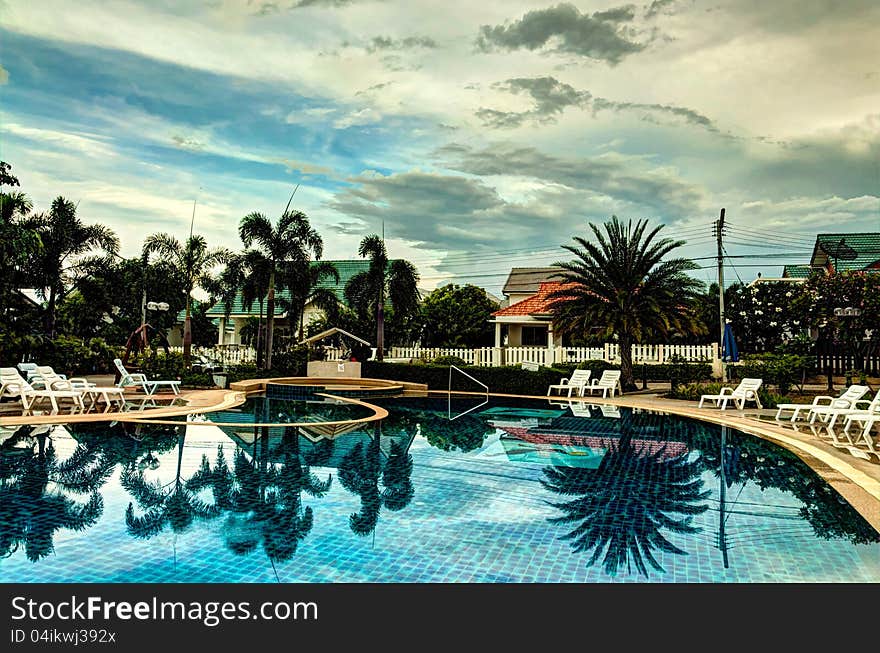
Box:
[475,3,646,65]
[476,75,717,132]
[436,141,706,218]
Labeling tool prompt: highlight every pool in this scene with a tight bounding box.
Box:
[1,395,878,582]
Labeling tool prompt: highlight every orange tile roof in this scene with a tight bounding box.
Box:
[492,281,578,317]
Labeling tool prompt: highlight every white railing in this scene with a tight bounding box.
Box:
[388,346,495,366]
[169,345,258,366]
[382,343,718,368]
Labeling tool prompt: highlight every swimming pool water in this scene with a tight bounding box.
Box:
[1,395,878,583]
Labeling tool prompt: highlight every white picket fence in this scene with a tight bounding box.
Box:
[169,345,258,366]
[388,343,717,367]
[170,342,718,369]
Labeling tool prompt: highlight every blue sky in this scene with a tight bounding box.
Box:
[1,0,878,294]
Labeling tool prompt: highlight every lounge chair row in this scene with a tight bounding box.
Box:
[1,359,182,416]
[547,369,622,398]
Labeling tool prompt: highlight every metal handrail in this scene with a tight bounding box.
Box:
[448,365,489,420]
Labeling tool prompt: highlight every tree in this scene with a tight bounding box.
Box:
[345,235,420,360]
[548,217,703,391]
[142,233,229,366]
[725,281,809,353]
[283,260,340,341]
[21,197,119,337]
[420,284,499,347]
[212,249,272,367]
[796,271,880,373]
[239,208,323,369]
[0,190,41,322]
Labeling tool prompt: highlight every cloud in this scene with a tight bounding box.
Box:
[0,63,8,84]
[475,3,646,65]
[476,75,718,132]
[291,0,360,8]
[171,134,206,150]
[436,141,707,218]
[644,0,680,19]
[333,107,382,129]
[366,35,438,52]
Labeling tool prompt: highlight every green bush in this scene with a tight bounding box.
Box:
[666,382,723,401]
[138,351,185,381]
[24,336,122,376]
[362,361,589,395]
[733,353,814,395]
[666,355,712,389]
[430,355,467,366]
[270,345,309,375]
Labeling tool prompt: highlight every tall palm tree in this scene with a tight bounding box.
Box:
[212,249,272,367]
[345,235,420,361]
[282,260,340,341]
[0,190,41,319]
[239,208,323,369]
[548,216,703,391]
[22,197,119,336]
[142,233,230,366]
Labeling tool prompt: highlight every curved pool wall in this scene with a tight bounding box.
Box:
[1,395,878,583]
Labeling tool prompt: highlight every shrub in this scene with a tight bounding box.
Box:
[27,336,122,376]
[362,361,573,395]
[734,353,814,395]
[430,355,467,366]
[666,355,712,389]
[666,382,723,401]
[270,345,310,375]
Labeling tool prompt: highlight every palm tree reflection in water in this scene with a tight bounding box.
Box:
[542,413,709,578]
[0,427,111,561]
[338,424,414,537]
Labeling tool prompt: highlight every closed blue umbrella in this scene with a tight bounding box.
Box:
[722,322,739,362]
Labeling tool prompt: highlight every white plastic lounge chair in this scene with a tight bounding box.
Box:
[698,378,763,410]
[16,362,39,381]
[806,386,873,427]
[842,401,880,454]
[547,369,592,397]
[114,358,181,396]
[583,370,622,398]
[34,366,127,413]
[774,385,871,423]
[0,367,85,415]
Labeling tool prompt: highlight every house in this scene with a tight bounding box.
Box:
[500,267,562,307]
[491,280,573,349]
[759,233,880,284]
[170,260,377,346]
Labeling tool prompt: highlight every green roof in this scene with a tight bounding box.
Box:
[204,260,376,317]
[782,264,812,279]
[812,233,880,273]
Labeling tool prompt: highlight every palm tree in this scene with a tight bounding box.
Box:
[142,233,230,366]
[212,249,272,367]
[282,260,340,341]
[21,197,119,336]
[542,413,709,578]
[0,190,41,319]
[239,208,323,369]
[548,216,703,391]
[345,235,420,361]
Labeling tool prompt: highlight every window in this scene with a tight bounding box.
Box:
[521,326,547,346]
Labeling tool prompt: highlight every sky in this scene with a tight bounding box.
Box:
[1,0,878,295]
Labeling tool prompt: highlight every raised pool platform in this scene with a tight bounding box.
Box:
[229,376,427,399]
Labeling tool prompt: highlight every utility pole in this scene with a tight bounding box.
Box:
[714,208,726,379]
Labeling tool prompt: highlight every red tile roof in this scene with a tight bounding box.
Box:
[500,427,688,459]
[492,281,577,317]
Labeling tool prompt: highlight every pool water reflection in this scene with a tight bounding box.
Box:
[1,395,878,582]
